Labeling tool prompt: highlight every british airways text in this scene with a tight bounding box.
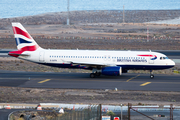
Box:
[117,57,147,62]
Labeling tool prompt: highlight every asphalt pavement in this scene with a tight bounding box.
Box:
[0,71,180,91]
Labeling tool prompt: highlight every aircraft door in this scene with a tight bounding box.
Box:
[39,51,45,62]
[149,55,154,64]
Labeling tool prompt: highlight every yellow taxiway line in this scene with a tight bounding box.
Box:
[140,82,151,86]
[126,74,140,82]
[38,79,51,83]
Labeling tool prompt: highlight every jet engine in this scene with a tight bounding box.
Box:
[101,66,122,76]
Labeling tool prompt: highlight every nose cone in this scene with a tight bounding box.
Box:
[171,60,175,66]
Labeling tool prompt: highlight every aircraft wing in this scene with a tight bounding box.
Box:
[66,60,117,68]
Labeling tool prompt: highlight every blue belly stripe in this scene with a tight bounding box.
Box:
[39,63,174,70]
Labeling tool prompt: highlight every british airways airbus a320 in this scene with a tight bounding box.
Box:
[8,23,175,78]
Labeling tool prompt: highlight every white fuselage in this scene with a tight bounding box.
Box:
[20,48,175,71]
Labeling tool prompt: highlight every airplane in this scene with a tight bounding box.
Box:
[8,23,175,79]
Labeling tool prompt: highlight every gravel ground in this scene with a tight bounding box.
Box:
[1,10,180,26]
[1,38,180,50]
[0,87,180,105]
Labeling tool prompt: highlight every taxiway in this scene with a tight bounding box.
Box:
[0,71,180,91]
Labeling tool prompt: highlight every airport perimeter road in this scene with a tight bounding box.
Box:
[0,109,11,120]
[0,71,180,91]
[0,109,22,120]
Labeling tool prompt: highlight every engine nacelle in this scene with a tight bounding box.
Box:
[101,66,122,76]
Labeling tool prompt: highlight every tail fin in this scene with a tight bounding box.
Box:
[12,23,40,51]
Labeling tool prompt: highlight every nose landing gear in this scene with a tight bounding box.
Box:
[150,70,154,79]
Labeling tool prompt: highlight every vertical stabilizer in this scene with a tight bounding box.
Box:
[12,23,40,51]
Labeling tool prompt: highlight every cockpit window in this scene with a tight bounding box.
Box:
[160,56,169,60]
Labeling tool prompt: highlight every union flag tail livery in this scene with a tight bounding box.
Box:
[12,23,40,51]
[9,23,42,57]
[9,23,175,79]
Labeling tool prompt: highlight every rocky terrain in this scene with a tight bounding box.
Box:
[0,10,180,26]
[0,87,180,105]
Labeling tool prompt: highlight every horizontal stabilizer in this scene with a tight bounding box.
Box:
[8,51,30,57]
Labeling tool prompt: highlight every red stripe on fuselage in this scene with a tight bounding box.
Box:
[13,27,31,39]
[138,55,154,57]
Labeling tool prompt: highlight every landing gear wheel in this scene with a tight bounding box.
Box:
[95,72,101,76]
[150,70,154,79]
[90,73,95,78]
[150,74,154,79]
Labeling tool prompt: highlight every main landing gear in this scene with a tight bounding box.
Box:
[150,70,154,79]
[90,72,101,78]
[90,73,95,78]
